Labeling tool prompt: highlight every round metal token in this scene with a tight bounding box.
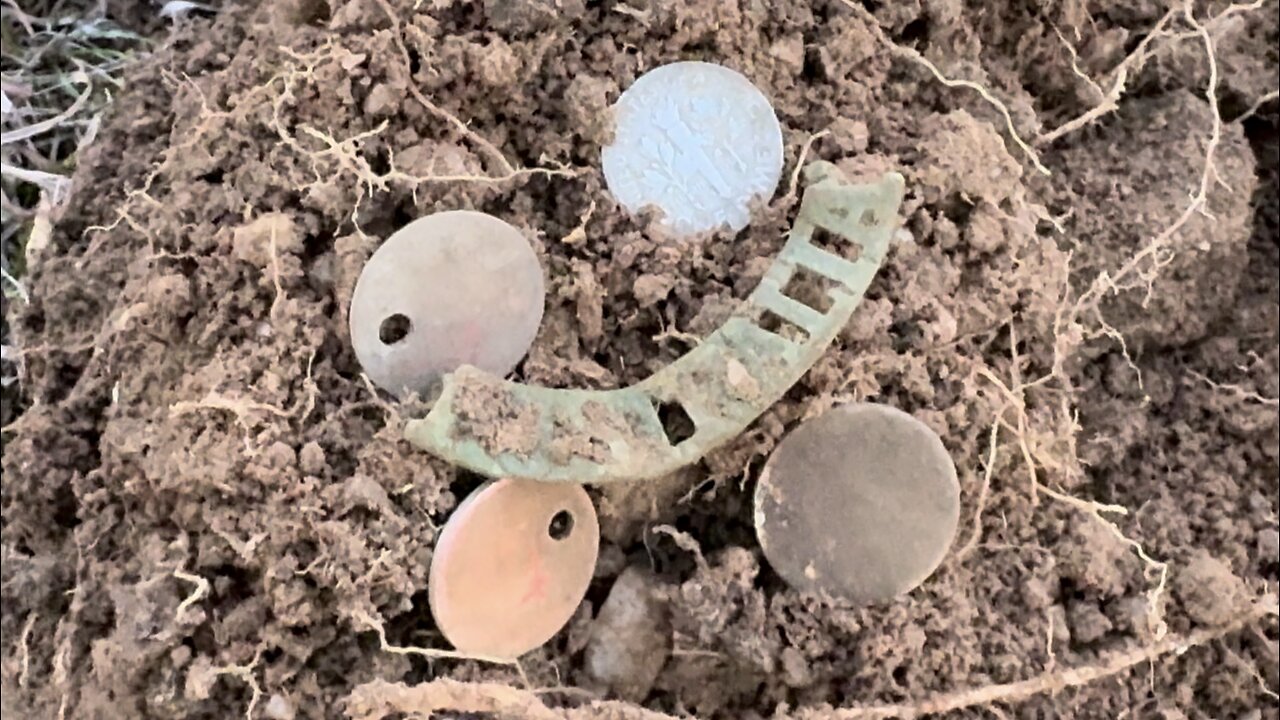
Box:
[349,210,545,398]
[754,403,960,604]
[602,61,785,237]
[429,478,599,659]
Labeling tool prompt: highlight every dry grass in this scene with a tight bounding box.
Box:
[0,0,147,271]
[1,0,148,406]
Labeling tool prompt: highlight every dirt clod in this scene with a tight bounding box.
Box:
[1175,553,1249,628]
[1047,91,1258,350]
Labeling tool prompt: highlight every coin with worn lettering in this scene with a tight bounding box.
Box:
[602,61,785,237]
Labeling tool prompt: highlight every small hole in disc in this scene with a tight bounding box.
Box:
[859,209,878,227]
[379,314,411,344]
[548,510,574,540]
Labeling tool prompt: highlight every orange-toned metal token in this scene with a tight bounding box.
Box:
[429,479,599,659]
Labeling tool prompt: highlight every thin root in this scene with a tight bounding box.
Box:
[976,324,1169,639]
[775,129,831,208]
[1070,0,1232,323]
[346,601,1276,720]
[1218,639,1280,700]
[1037,7,1179,146]
[651,524,709,571]
[346,678,679,720]
[953,421,999,563]
[169,391,292,430]
[173,568,210,618]
[1186,369,1279,407]
[352,609,517,665]
[211,649,264,720]
[799,600,1277,718]
[835,0,1049,176]
[1235,89,1279,125]
[18,612,37,688]
[268,219,286,321]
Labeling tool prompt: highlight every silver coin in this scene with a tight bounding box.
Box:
[348,211,545,398]
[754,403,960,604]
[602,62,785,237]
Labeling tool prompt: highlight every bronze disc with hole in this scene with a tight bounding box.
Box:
[429,478,599,659]
[349,210,545,398]
[754,403,959,604]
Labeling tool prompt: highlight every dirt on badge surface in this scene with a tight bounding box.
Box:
[2,0,1277,718]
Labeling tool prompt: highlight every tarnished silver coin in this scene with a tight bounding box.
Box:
[754,403,960,604]
[349,211,544,398]
[602,62,785,237]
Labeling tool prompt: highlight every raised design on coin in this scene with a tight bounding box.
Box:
[349,211,545,398]
[754,403,960,604]
[428,478,599,659]
[602,61,785,237]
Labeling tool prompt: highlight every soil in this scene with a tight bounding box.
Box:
[2,1,1278,718]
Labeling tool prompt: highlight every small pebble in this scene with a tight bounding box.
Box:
[298,441,326,476]
[1175,552,1247,627]
[1256,528,1279,564]
[584,566,671,701]
[779,646,811,688]
[263,694,297,720]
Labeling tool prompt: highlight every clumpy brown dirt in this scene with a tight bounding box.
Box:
[2,1,1278,718]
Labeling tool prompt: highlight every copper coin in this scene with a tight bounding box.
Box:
[429,479,599,659]
[349,210,545,398]
[754,403,959,604]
